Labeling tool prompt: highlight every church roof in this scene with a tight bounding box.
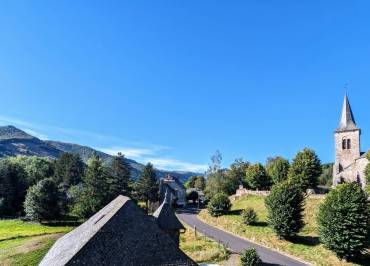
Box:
[336,94,359,132]
[39,195,196,266]
[153,190,185,231]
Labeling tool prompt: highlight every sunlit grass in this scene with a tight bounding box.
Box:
[198,194,368,266]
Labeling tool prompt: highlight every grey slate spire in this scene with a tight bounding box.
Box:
[336,94,359,132]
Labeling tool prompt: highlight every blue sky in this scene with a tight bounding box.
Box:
[0,1,369,172]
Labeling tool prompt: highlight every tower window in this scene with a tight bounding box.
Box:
[342,138,351,150]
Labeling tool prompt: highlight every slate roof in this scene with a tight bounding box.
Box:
[39,195,196,266]
[336,94,359,132]
[153,191,185,231]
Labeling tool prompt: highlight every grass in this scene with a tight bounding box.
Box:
[198,194,369,266]
[0,219,72,266]
[180,224,230,263]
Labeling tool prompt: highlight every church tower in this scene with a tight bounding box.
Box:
[333,95,361,184]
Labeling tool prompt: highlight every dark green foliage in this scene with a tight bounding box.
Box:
[186,190,199,202]
[365,151,370,185]
[194,176,206,190]
[227,158,250,191]
[265,181,305,239]
[318,163,333,186]
[317,183,370,260]
[9,156,54,186]
[24,178,60,221]
[244,163,271,190]
[72,155,110,218]
[207,193,231,217]
[242,207,258,225]
[204,170,233,199]
[107,153,131,199]
[240,248,261,266]
[266,157,290,185]
[134,163,158,210]
[0,159,27,216]
[53,153,85,187]
[184,176,197,188]
[288,148,322,190]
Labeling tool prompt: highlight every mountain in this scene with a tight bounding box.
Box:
[0,125,199,182]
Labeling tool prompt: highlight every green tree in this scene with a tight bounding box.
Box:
[24,178,60,221]
[317,183,370,260]
[288,148,322,190]
[107,152,131,199]
[0,159,27,216]
[266,157,290,185]
[227,158,250,191]
[184,176,197,188]
[194,176,206,190]
[207,192,231,217]
[186,190,199,203]
[364,151,370,186]
[73,155,109,218]
[53,153,85,187]
[134,163,158,210]
[9,156,54,186]
[265,181,305,239]
[245,163,271,190]
[318,163,333,186]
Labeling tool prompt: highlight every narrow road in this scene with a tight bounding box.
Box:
[177,208,309,266]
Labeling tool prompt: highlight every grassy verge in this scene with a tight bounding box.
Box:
[180,224,230,264]
[198,194,368,266]
[0,219,72,266]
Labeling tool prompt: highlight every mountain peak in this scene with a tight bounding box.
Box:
[0,125,37,140]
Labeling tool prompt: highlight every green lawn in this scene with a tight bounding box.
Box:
[180,224,230,264]
[0,219,72,266]
[198,194,369,266]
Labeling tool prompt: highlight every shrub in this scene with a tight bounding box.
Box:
[265,181,305,239]
[317,183,370,260]
[240,248,261,266]
[24,178,60,221]
[207,193,231,217]
[242,207,258,225]
[288,148,322,190]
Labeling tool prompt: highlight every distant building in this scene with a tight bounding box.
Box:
[160,175,186,206]
[333,95,368,188]
[39,195,196,266]
[153,190,185,246]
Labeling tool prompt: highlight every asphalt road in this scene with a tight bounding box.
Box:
[177,208,309,266]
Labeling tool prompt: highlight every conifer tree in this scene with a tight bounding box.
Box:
[107,152,131,199]
[134,163,158,210]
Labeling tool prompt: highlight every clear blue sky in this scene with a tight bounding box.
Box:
[0,1,369,172]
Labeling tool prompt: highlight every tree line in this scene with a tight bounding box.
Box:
[0,153,159,221]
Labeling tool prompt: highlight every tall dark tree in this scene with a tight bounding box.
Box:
[227,158,250,190]
[53,153,85,187]
[266,156,290,185]
[134,163,158,210]
[265,181,305,239]
[107,152,131,199]
[73,155,109,218]
[0,159,26,216]
[317,183,370,260]
[288,148,322,190]
[24,178,60,221]
[245,163,271,190]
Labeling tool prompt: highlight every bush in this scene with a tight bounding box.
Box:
[317,183,370,260]
[288,148,322,190]
[24,178,60,221]
[207,193,231,217]
[265,181,305,239]
[240,248,261,266]
[242,207,258,225]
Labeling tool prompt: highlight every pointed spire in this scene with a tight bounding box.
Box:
[336,94,359,132]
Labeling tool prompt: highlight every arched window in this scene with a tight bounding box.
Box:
[342,139,346,149]
[347,139,351,149]
[342,138,351,150]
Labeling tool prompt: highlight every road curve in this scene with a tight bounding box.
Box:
[177,208,309,266]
